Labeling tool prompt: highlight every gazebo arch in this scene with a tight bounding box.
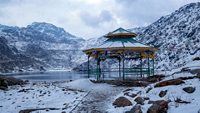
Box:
[83,27,157,80]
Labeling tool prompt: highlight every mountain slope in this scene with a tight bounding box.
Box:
[0,22,86,72]
[76,2,200,72]
[135,2,200,71]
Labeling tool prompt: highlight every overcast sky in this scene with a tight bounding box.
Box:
[0,0,199,39]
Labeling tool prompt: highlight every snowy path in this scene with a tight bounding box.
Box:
[72,86,125,113]
[65,79,126,113]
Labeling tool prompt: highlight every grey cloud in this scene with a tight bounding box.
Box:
[80,10,113,27]
[114,0,200,27]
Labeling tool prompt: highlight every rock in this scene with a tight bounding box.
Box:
[146,75,165,83]
[125,105,142,113]
[146,87,153,93]
[181,67,191,72]
[147,100,168,113]
[0,76,25,87]
[154,79,185,87]
[0,86,8,90]
[124,92,137,98]
[183,87,196,93]
[123,88,132,92]
[193,57,200,61]
[134,97,145,105]
[175,98,190,104]
[189,69,200,75]
[159,90,167,97]
[113,96,132,107]
[144,97,150,100]
[91,110,102,113]
[0,78,8,88]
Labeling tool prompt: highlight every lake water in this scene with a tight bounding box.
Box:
[5,71,121,81]
[8,71,90,81]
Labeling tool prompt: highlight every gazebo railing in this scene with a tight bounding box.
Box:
[87,67,154,79]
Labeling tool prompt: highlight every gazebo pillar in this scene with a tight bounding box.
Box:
[140,54,143,78]
[122,56,125,80]
[147,53,150,77]
[152,57,155,76]
[96,57,99,80]
[87,55,90,78]
[118,57,121,78]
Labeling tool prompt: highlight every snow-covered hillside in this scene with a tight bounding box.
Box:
[0,22,86,72]
[135,2,200,71]
[77,2,200,72]
[0,2,200,73]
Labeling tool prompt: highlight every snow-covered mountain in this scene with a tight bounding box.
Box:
[134,2,200,71]
[76,2,200,72]
[0,22,86,72]
[0,2,200,73]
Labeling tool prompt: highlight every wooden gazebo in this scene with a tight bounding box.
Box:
[83,27,157,80]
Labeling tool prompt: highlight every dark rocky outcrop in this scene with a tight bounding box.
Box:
[125,105,142,113]
[113,97,132,107]
[0,76,26,90]
[147,100,168,113]
[182,86,196,93]
[134,96,145,105]
[154,79,185,87]
[175,98,191,104]
[159,90,167,97]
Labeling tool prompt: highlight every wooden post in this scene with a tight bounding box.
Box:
[87,55,90,78]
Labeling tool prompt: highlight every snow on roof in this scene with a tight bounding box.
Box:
[111,27,132,34]
[105,27,137,38]
[96,37,150,48]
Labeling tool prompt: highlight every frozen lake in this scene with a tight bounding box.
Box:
[4,71,120,81]
[5,71,89,81]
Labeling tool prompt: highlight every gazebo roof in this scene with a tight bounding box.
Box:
[83,27,157,55]
[105,27,137,38]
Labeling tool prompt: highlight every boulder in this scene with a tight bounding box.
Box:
[183,87,196,93]
[193,57,200,61]
[147,100,168,113]
[113,97,132,107]
[125,105,142,113]
[154,79,184,87]
[134,96,145,105]
[0,76,25,86]
[181,67,191,72]
[159,90,167,97]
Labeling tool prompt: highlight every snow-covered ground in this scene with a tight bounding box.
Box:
[107,72,200,113]
[0,63,200,113]
[0,79,125,113]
